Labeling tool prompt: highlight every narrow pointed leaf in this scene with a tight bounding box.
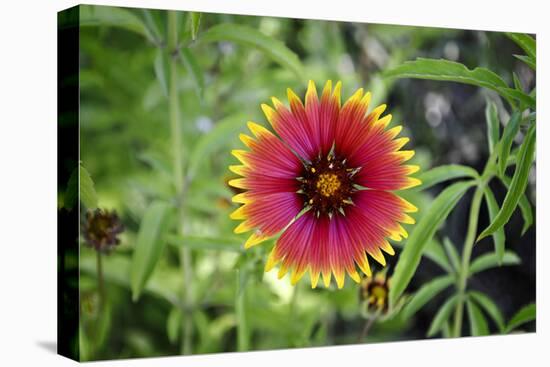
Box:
[180,47,204,99]
[506,33,536,60]
[190,12,201,40]
[402,275,454,320]
[412,164,479,192]
[466,300,489,336]
[427,295,458,337]
[199,23,304,79]
[505,303,536,333]
[443,237,461,273]
[469,291,505,333]
[514,55,536,70]
[80,5,154,42]
[469,251,520,275]
[499,175,533,235]
[484,188,506,263]
[390,180,475,306]
[131,200,173,301]
[154,49,169,98]
[485,101,500,155]
[498,111,522,176]
[479,123,536,240]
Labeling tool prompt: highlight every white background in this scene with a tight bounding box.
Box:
[0,0,547,365]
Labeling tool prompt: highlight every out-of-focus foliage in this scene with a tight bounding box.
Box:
[72,5,536,360]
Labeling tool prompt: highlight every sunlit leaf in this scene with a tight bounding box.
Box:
[469,251,520,276]
[485,101,499,155]
[483,188,506,263]
[506,33,536,60]
[479,123,536,240]
[469,291,505,333]
[402,275,454,320]
[505,303,536,333]
[80,164,98,210]
[427,295,458,337]
[166,307,182,344]
[412,164,478,192]
[131,200,173,301]
[390,180,476,307]
[190,12,201,40]
[466,300,489,336]
[200,23,304,79]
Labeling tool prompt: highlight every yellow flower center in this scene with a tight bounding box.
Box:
[316,173,341,197]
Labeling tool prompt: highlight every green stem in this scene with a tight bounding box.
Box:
[452,154,497,337]
[236,269,249,351]
[96,251,105,308]
[167,10,193,355]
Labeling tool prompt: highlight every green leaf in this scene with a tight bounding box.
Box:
[80,165,98,210]
[443,237,461,273]
[479,123,536,240]
[412,164,479,192]
[64,167,79,210]
[497,87,535,109]
[514,55,536,70]
[427,295,458,337]
[393,239,453,273]
[199,23,304,79]
[483,187,506,263]
[186,113,248,180]
[513,72,523,92]
[190,12,201,40]
[485,101,500,155]
[469,251,520,275]
[131,200,173,301]
[402,275,454,320]
[141,9,162,44]
[154,49,169,98]
[499,175,533,235]
[180,47,205,99]
[466,300,489,336]
[80,5,154,43]
[469,291,505,333]
[506,33,536,60]
[390,180,475,307]
[166,234,244,253]
[497,111,522,176]
[505,303,536,333]
[166,307,182,344]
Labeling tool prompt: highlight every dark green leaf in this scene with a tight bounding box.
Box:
[506,33,536,60]
[154,49,169,98]
[80,5,154,43]
[499,175,533,235]
[390,180,475,306]
[469,291,505,333]
[131,200,173,301]
[497,87,535,109]
[443,237,461,273]
[427,295,458,337]
[412,164,479,192]
[485,101,500,155]
[483,187,506,263]
[479,123,536,240]
[64,167,78,210]
[498,111,522,176]
[402,275,454,320]
[80,165,98,210]
[180,47,205,99]
[166,234,244,252]
[186,113,249,180]
[469,251,520,275]
[466,300,489,336]
[513,72,523,92]
[505,303,536,333]
[200,23,304,79]
[190,12,201,40]
[514,55,536,70]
